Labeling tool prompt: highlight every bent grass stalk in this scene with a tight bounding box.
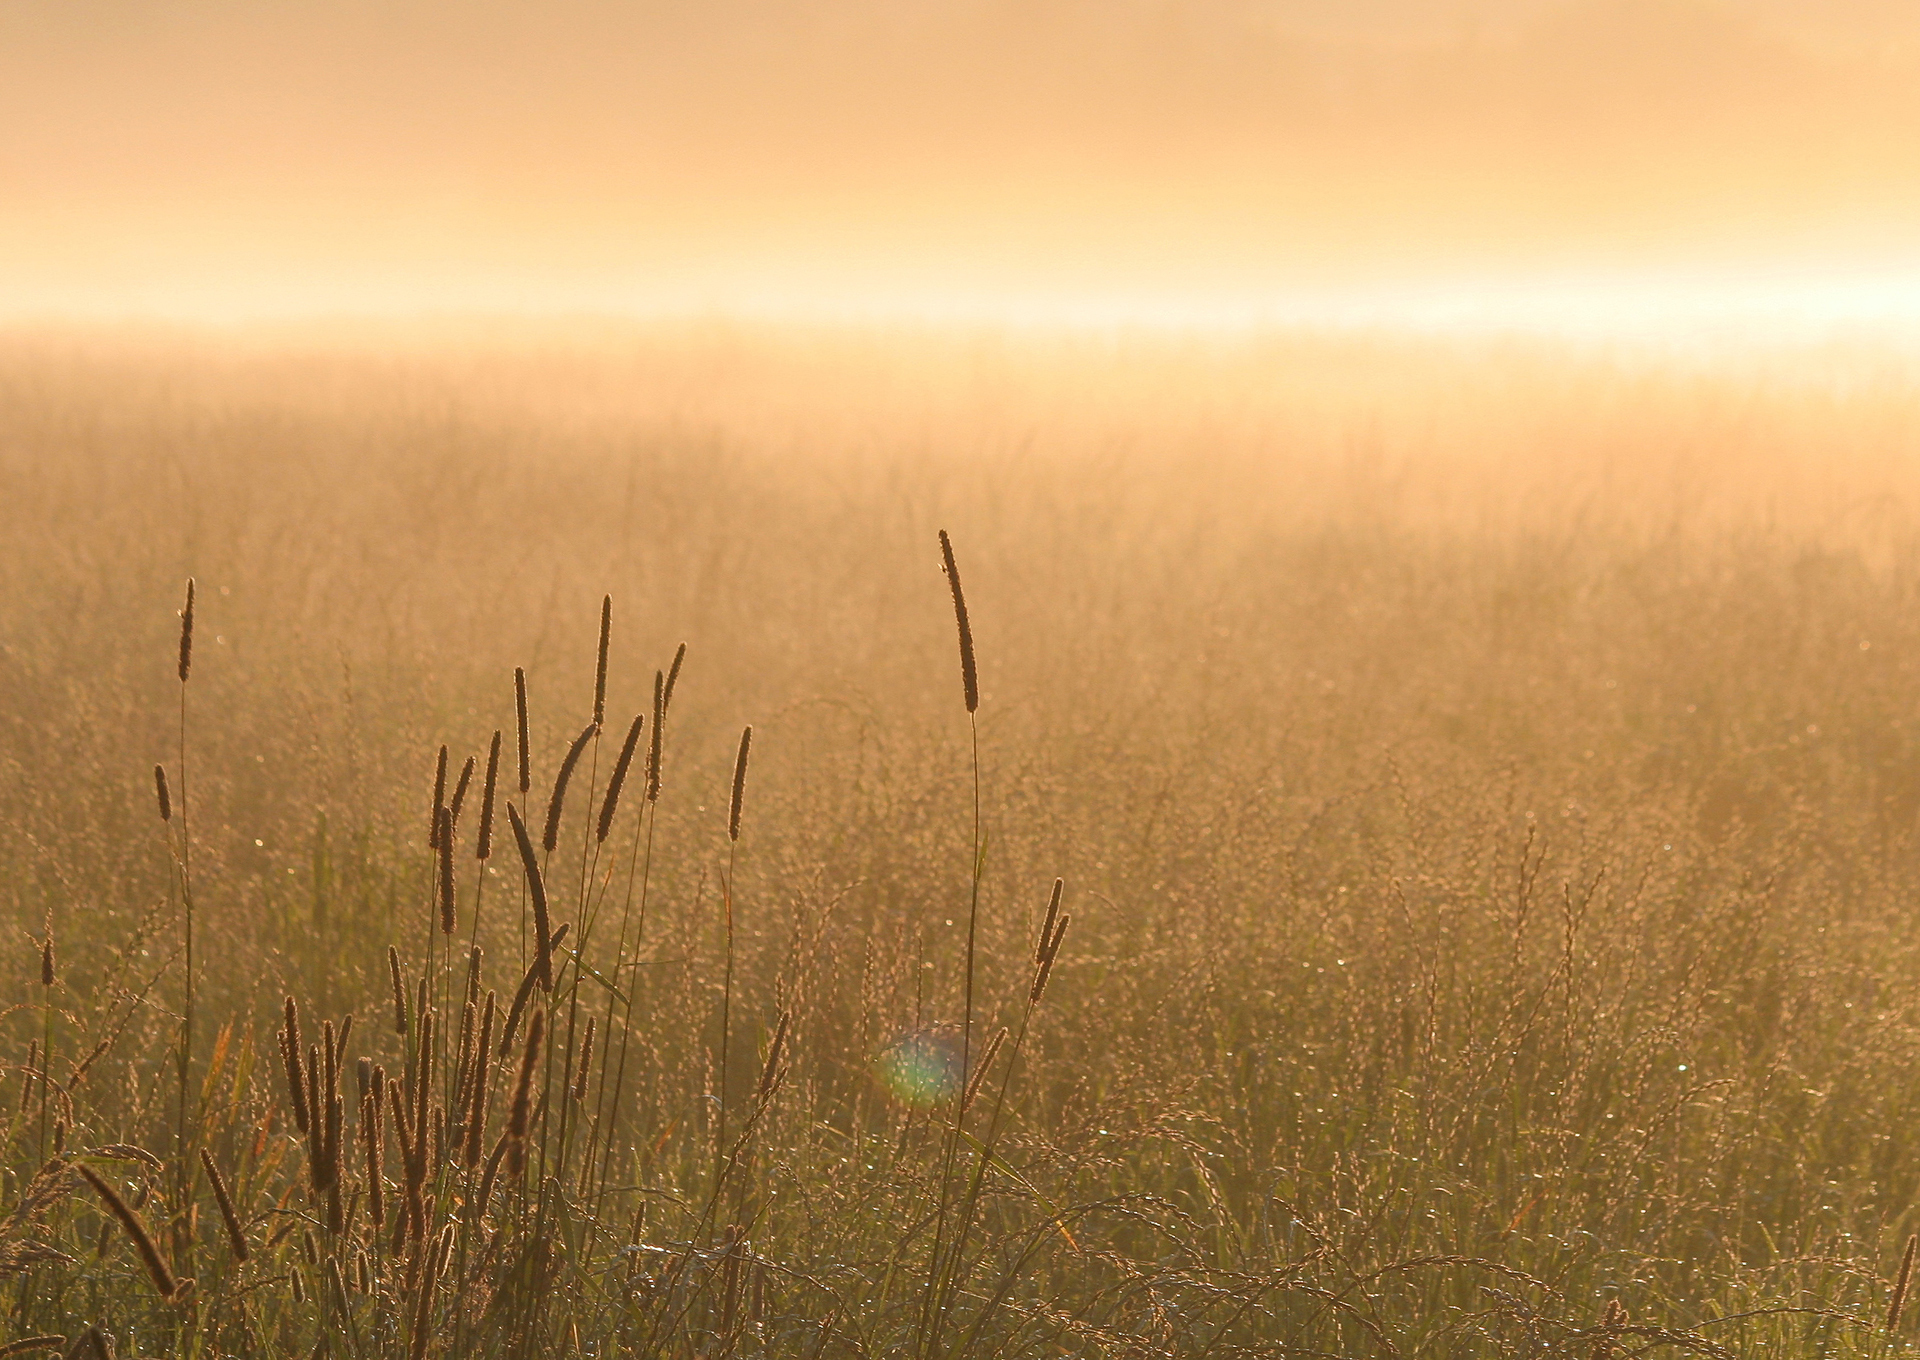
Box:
[563,688,651,1187]
[470,729,502,980]
[554,601,614,1189]
[544,721,598,855]
[507,803,554,992]
[540,712,602,1181]
[515,665,532,977]
[37,934,52,1164]
[715,725,752,1202]
[587,667,671,1239]
[199,1147,249,1262]
[79,1163,181,1302]
[919,530,984,1360]
[940,885,1071,1355]
[449,753,476,832]
[1892,1235,1916,1332]
[172,578,197,1280]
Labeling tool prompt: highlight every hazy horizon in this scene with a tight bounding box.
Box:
[10,0,1920,333]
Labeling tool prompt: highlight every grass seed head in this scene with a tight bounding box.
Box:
[646,670,665,802]
[594,594,611,725]
[543,721,598,853]
[429,744,449,849]
[176,578,194,684]
[663,641,687,713]
[729,725,753,843]
[449,753,476,832]
[938,530,979,713]
[388,947,410,1035]
[199,1148,249,1262]
[571,1015,595,1101]
[436,807,456,934]
[506,803,553,989]
[1892,1235,1917,1331]
[477,729,502,861]
[598,712,644,842]
[77,1163,180,1302]
[514,666,532,794]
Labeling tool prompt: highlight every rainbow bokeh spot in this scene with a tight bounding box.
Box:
[877,1029,964,1106]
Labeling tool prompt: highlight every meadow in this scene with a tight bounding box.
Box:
[5,320,1920,1355]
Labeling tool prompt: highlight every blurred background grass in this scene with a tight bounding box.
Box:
[7,323,1920,1351]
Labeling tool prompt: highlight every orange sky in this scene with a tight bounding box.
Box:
[7,1,1920,329]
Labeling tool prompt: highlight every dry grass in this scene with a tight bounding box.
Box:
[2,321,1920,1353]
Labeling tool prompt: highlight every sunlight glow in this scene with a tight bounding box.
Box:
[17,264,1920,348]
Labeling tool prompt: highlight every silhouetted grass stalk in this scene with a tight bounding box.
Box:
[173,578,197,1280]
[919,530,984,1360]
[938,881,1071,1355]
[589,662,672,1227]
[715,724,752,1203]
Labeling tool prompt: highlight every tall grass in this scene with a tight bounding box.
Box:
[4,323,1920,1353]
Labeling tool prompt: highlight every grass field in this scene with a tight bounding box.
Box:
[5,321,1920,1355]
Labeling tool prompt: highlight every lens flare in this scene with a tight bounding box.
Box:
[877,1029,963,1107]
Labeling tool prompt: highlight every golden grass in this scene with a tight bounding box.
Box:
[3,322,1920,1353]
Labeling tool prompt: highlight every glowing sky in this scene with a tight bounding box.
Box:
[8,1,1920,332]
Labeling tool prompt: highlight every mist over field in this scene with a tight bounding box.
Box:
[9,3,1920,1356]
[9,0,1920,320]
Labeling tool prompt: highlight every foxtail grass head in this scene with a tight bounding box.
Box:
[598,713,644,843]
[729,725,753,843]
[594,594,611,726]
[477,730,502,861]
[514,666,531,795]
[177,578,194,684]
[938,530,978,713]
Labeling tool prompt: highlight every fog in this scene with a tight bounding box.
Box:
[8,0,1920,327]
